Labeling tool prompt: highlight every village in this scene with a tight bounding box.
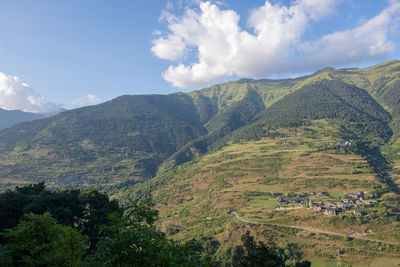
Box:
[276,190,377,217]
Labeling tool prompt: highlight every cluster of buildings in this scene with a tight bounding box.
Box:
[309,199,362,216]
[277,195,308,206]
[336,140,353,148]
[276,190,377,217]
[309,191,326,196]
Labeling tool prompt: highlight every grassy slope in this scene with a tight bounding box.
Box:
[127,120,400,265]
[125,69,400,265]
[292,60,400,209]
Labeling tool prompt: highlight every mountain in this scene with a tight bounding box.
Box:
[0,108,45,131]
[125,119,400,265]
[0,94,209,185]
[0,60,399,190]
[122,77,400,266]
[1,60,400,265]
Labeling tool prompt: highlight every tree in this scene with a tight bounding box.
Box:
[79,188,121,251]
[0,183,84,233]
[239,231,283,267]
[238,231,310,267]
[1,212,86,267]
[0,183,121,252]
[92,199,208,266]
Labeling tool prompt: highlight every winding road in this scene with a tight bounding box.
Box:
[232,211,398,246]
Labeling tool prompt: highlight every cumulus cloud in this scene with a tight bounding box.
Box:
[72,94,102,107]
[0,72,61,113]
[301,1,400,66]
[152,0,400,89]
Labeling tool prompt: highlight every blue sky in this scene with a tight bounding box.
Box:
[0,0,399,112]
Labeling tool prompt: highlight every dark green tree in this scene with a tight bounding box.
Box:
[238,231,310,267]
[1,212,86,267]
[239,231,283,267]
[92,199,208,266]
[79,188,120,251]
[0,183,84,233]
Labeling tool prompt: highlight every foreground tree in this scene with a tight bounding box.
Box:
[238,231,310,267]
[0,183,84,232]
[0,185,208,266]
[0,183,120,250]
[1,212,86,267]
[79,188,121,251]
[91,199,208,266]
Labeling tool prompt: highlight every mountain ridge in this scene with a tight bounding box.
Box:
[0,108,45,131]
[0,60,399,190]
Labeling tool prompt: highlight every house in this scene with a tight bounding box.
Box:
[362,199,377,206]
[313,206,322,212]
[335,202,345,209]
[342,203,353,210]
[325,208,337,216]
[353,210,362,217]
[278,198,289,205]
[336,140,353,148]
[322,201,334,208]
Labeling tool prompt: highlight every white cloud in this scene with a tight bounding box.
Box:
[0,72,61,113]
[72,94,102,107]
[302,1,400,67]
[152,0,400,89]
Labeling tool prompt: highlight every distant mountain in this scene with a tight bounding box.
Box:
[0,109,45,131]
[0,94,210,182]
[0,60,399,189]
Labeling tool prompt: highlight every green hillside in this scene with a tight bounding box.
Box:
[125,119,400,266]
[0,94,208,186]
[121,67,400,265]
[0,60,400,194]
[1,60,400,265]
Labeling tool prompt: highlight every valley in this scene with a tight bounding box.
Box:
[127,119,400,265]
[1,60,400,265]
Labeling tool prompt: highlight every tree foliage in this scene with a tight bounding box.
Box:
[236,231,311,267]
[2,212,86,267]
[0,182,120,249]
[0,184,208,266]
[91,199,207,266]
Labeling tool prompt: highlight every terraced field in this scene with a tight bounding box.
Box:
[128,119,400,265]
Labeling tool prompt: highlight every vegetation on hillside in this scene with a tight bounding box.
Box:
[0,94,209,184]
[0,184,314,266]
[1,61,400,266]
[123,119,400,266]
[1,61,400,191]
[0,184,208,266]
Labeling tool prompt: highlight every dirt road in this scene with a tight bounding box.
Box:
[232,211,398,246]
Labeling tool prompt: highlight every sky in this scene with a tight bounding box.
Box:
[0,0,399,113]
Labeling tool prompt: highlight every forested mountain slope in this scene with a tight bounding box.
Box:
[0,60,399,190]
[0,94,208,185]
